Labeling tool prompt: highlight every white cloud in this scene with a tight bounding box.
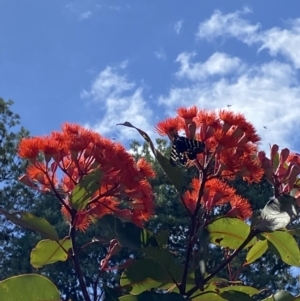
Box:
[175,52,242,81]
[78,11,92,21]
[174,20,183,34]
[154,48,167,60]
[159,54,300,151]
[258,20,300,68]
[81,64,155,142]
[196,7,260,44]
[81,66,135,100]
[196,9,300,68]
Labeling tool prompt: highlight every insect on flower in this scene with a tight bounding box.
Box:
[170,135,205,166]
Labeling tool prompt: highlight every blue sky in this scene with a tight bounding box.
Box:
[1,1,300,151]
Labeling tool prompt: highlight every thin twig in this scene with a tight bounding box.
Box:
[186,228,258,297]
[70,211,91,301]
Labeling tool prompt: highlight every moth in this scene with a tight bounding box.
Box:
[170,136,205,166]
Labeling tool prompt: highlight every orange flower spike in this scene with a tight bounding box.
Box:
[136,158,156,178]
[218,110,240,133]
[229,195,252,220]
[18,137,41,161]
[182,190,197,214]
[177,105,198,138]
[188,122,197,139]
[62,123,95,154]
[214,129,238,149]
[40,136,61,163]
[237,121,260,144]
[27,164,46,181]
[74,211,92,232]
[191,178,200,190]
[195,110,220,141]
[177,105,198,120]
[155,117,181,138]
[235,154,264,183]
[18,174,35,189]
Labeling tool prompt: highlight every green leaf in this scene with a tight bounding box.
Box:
[30,238,72,268]
[0,274,60,301]
[118,122,187,194]
[287,228,300,237]
[103,285,121,301]
[207,218,256,249]
[220,291,254,301]
[262,231,300,266]
[119,292,186,301]
[262,290,296,301]
[70,168,103,210]
[0,210,59,241]
[244,239,268,265]
[120,258,177,294]
[103,215,159,250]
[155,230,169,249]
[220,286,260,296]
[144,247,187,282]
[191,292,226,300]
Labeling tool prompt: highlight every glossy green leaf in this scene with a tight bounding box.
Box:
[0,210,59,241]
[120,258,180,295]
[262,290,296,301]
[191,292,226,301]
[207,218,256,249]
[103,285,120,301]
[70,168,103,210]
[220,291,253,301]
[119,292,186,301]
[0,274,60,301]
[155,230,169,249]
[30,238,72,268]
[287,228,300,237]
[220,286,259,296]
[118,122,187,193]
[103,215,159,250]
[262,231,300,266]
[244,239,268,265]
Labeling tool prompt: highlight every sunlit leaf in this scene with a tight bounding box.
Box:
[30,238,72,268]
[190,292,226,300]
[262,231,300,266]
[244,239,268,265]
[262,290,296,301]
[70,168,103,210]
[220,291,253,301]
[118,122,187,193]
[220,286,260,296]
[287,228,300,237]
[120,249,182,295]
[207,218,256,249]
[119,292,186,301]
[0,274,60,301]
[0,210,59,241]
